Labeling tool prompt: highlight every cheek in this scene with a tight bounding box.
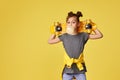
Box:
[73,23,78,27]
[66,24,70,27]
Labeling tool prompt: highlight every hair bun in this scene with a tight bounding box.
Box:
[76,11,83,17]
[68,11,74,16]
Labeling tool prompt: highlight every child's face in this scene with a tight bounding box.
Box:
[66,16,79,29]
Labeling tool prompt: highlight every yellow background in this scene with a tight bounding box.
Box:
[0,0,120,80]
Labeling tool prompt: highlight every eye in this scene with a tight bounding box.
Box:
[67,21,70,24]
[72,22,76,24]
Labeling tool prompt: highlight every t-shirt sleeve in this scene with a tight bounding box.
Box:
[83,32,89,43]
[58,34,65,41]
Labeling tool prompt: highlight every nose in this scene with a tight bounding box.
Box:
[69,23,72,26]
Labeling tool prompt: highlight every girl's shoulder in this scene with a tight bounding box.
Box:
[78,32,89,35]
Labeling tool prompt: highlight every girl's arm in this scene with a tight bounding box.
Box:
[48,34,61,44]
[89,28,103,39]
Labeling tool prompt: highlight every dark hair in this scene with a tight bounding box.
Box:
[66,11,83,22]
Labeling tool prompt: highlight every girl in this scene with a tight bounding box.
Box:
[48,11,103,80]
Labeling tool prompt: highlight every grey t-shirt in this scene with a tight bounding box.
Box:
[58,32,89,74]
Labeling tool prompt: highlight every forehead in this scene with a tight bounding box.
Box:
[67,16,77,21]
